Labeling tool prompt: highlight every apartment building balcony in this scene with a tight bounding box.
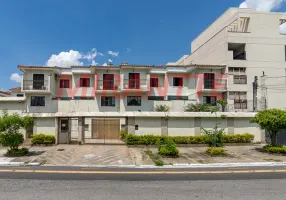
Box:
[22,80,51,93]
[123,79,148,91]
[95,80,121,93]
[197,78,227,93]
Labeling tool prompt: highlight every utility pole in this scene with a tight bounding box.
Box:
[253,76,258,112]
[261,72,267,110]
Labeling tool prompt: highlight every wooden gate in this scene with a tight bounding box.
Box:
[92,118,120,139]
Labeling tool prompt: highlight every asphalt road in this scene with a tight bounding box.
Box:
[1,166,286,199]
[0,178,285,200]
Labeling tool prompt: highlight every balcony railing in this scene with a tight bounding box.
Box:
[97,80,119,90]
[123,79,147,89]
[203,79,227,90]
[23,80,49,91]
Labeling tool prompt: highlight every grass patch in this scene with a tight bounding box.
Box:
[206,147,227,156]
[145,150,165,166]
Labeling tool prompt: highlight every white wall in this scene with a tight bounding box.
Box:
[26,94,57,113]
[168,118,195,136]
[234,118,261,142]
[33,118,56,136]
[134,117,161,135]
[0,102,25,114]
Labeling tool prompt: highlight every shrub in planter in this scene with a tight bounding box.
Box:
[206,147,227,156]
[31,134,55,145]
[120,130,128,140]
[158,139,179,156]
[6,147,29,157]
[263,145,286,154]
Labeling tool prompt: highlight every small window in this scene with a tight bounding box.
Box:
[234,100,247,109]
[203,96,217,106]
[31,96,45,106]
[61,119,69,131]
[84,124,89,131]
[60,79,70,88]
[127,96,141,106]
[135,125,139,130]
[148,96,164,100]
[234,75,247,84]
[173,77,183,87]
[80,78,90,87]
[16,94,24,97]
[101,96,115,107]
[167,96,188,100]
[150,78,159,87]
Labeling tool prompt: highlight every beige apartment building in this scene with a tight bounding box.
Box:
[169,8,286,111]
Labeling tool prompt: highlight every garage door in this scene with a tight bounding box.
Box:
[92,118,120,139]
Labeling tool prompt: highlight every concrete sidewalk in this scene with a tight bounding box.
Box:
[1,144,286,167]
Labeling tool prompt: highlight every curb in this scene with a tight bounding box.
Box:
[42,162,286,169]
[0,162,41,166]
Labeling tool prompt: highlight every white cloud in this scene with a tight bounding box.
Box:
[98,52,104,56]
[83,48,97,61]
[10,73,21,83]
[46,50,83,67]
[108,59,113,63]
[45,48,104,67]
[102,63,108,66]
[239,0,284,12]
[108,50,119,57]
[91,60,98,66]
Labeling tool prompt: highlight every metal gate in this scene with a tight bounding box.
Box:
[91,118,120,140]
[58,118,79,144]
[266,130,286,145]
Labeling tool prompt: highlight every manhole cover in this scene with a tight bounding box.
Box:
[57,149,65,151]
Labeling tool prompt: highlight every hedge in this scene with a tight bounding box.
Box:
[31,134,56,145]
[263,145,286,154]
[125,133,254,145]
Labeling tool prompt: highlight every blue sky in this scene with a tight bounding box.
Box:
[1,0,286,90]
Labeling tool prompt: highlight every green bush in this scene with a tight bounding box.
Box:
[31,134,55,145]
[222,133,254,143]
[125,133,254,145]
[158,139,179,156]
[202,127,225,147]
[206,147,227,156]
[263,145,286,154]
[120,130,128,140]
[0,132,24,150]
[6,147,29,157]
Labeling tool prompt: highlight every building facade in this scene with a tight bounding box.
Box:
[169,8,286,111]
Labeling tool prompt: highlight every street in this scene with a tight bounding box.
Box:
[0,178,285,200]
[0,166,286,199]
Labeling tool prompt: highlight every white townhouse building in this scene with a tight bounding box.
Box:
[0,63,263,144]
[169,8,286,111]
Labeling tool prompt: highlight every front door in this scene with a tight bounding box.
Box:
[33,74,44,90]
[59,119,70,144]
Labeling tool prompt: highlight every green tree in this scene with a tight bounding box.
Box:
[0,110,33,151]
[251,109,286,146]
[154,105,170,112]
